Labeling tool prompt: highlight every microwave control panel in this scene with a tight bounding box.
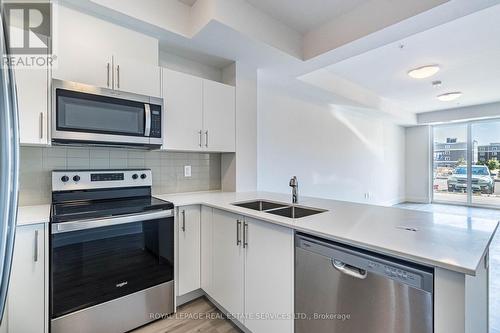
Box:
[150,105,162,138]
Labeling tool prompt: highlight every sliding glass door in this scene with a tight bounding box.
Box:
[433,120,500,207]
[433,124,468,204]
[471,121,500,206]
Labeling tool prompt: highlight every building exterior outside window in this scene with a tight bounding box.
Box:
[478,143,500,162]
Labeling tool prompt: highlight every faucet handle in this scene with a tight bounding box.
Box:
[289,176,298,187]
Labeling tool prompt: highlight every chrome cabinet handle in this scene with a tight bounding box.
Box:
[107,63,110,87]
[198,130,202,147]
[236,220,241,246]
[34,230,39,262]
[243,221,248,248]
[181,210,186,232]
[111,57,115,88]
[116,64,120,89]
[39,112,43,139]
[332,259,367,279]
[205,130,209,148]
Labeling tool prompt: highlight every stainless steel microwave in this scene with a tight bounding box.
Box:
[51,79,163,148]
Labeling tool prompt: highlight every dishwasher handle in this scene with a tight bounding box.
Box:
[332,259,367,279]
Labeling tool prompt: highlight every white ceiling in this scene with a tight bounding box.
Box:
[324,4,500,113]
[243,0,367,33]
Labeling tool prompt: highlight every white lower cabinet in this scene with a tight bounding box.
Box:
[177,205,201,296]
[244,217,294,333]
[200,206,214,297]
[205,208,294,333]
[211,209,245,316]
[7,223,46,333]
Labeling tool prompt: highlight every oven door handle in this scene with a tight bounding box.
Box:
[51,209,173,234]
[144,104,151,137]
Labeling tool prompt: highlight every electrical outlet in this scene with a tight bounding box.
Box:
[184,165,192,177]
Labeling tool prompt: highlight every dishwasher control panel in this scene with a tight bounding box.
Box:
[367,261,422,289]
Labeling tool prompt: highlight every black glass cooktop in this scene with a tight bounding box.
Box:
[51,196,174,223]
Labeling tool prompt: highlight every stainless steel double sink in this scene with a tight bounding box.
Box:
[231,200,327,219]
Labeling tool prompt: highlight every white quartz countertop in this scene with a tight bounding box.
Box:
[17,204,51,226]
[156,191,499,276]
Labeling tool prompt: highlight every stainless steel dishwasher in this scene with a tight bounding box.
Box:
[295,233,434,333]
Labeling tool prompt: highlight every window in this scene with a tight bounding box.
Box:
[434,120,500,207]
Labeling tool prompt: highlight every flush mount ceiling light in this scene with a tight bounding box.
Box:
[437,92,462,101]
[407,65,440,79]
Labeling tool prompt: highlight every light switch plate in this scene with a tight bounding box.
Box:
[184,165,192,177]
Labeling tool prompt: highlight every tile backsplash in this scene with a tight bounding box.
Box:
[19,146,222,205]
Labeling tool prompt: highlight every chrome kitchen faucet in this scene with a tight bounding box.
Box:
[289,176,298,203]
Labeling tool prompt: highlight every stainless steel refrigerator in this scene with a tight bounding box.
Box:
[0,0,20,324]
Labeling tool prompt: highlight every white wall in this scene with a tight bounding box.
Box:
[417,101,500,124]
[221,62,258,192]
[405,125,432,203]
[159,50,223,82]
[257,81,406,206]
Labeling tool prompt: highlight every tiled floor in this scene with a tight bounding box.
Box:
[395,202,500,333]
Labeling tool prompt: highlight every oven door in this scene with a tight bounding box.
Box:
[50,210,174,319]
[51,79,162,147]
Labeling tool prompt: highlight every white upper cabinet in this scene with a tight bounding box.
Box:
[163,69,203,151]
[15,66,49,145]
[202,80,235,152]
[162,69,236,152]
[8,24,49,146]
[177,205,201,296]
[113,56,161,97]
[52,43,112,89]
[53,4,160,96]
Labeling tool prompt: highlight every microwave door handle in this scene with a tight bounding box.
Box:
[144,104,151,137]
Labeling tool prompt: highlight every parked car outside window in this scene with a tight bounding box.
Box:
[447,165,495,194]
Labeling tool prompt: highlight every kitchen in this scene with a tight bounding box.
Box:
[0,1,499,333]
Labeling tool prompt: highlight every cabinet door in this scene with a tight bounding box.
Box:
[113,56,161,97]
[211,209,244,316]
[202,80,235,152]
[162,69,203,151]
[15,63,49,145]
[244,218,294,333]
[52,5,112,88]
[52,42,111,89]
[8,224,46,333]
[178,205,201,296]
[200,206,213,297]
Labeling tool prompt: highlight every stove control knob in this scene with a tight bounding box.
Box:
[73,175,80,182]
[132,174,139,180]
[61,175,69,182]
[140,173,147,179]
